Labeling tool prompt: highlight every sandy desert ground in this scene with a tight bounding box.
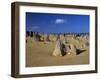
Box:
[26,34,89,67]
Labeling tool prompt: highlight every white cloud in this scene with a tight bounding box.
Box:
[55,18,66,24]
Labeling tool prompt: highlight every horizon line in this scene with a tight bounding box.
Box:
[26,31,89,34]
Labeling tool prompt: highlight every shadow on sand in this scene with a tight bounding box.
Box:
[76,49,86,55]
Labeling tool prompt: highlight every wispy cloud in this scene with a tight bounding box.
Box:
[55,18,67,24]
[27,26,39,31]
[32,26,39,30]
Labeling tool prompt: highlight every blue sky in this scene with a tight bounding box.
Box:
[26,12,89,33]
